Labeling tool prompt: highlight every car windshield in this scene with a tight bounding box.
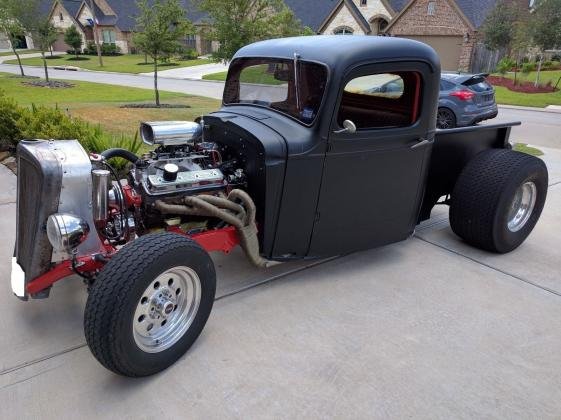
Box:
[223,58,328,125]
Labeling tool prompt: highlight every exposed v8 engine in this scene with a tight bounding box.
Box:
[13,120,257,299]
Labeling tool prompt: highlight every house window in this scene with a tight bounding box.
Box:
[60,13,64,21]
[102,29,116,44]
[360,0,367,6]
[338,72,422,129]
[370,17,389,34]
[427,1,436,15]
[334,27,354,35]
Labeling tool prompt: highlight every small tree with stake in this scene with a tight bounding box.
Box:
[33,18,57,83]
[133,0,193,107]
[64,25,82,59]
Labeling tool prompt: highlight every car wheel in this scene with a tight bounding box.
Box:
[450,149,548,253]
[84,232,216,377]
[436,108,456,129]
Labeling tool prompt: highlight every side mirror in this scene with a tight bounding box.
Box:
[334,120,357,134]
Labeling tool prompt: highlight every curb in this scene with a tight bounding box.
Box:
[498,104,561,114]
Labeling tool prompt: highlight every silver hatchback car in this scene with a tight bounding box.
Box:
[437,73,498,129]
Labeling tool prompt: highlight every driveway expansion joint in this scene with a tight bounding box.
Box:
[414,235,561,298]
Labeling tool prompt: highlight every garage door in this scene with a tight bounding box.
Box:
[402,36,463,71]
[53,33,70,52]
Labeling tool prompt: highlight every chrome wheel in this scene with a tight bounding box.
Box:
[437,108,455,129]
[133,266,201,353]
[507,181,537,232]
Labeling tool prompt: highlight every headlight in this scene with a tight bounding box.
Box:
[46,214,90,252]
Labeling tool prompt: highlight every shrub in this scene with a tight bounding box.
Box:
[542,60,561,70]
[496,57,515,75]
[0,91,23,150]
[181,48,198,60]
[100,43,121,56]
[0,91,140,170]
[84,42,122,56]
[521,62,535,75]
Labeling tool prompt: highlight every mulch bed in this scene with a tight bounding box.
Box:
[121,104,191,109]
[487,76,558,93]
[9,75,39,79]
[21,80,75,89]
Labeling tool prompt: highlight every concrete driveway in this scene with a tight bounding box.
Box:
[140,62,229,79]
[0,141,560,418]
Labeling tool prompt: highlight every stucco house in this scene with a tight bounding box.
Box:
[314,0,408,35]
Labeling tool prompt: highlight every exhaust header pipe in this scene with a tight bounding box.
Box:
[140,121,202,147]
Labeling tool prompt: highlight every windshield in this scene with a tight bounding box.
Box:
[223,58,328,125]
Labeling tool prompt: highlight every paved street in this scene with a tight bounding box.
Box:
[0,62,226,100]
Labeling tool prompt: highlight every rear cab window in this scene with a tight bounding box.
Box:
[223,58,328,125]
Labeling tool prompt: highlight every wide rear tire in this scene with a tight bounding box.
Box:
[84,232,216,377]
[450,149,548,253]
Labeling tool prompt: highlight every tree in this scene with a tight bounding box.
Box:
[33,18,57,82]
[530,0,561,86]
[0,0,39,77]
[133,0,193,106]
[64,25,82,59]
[0,4,26,76]
[88,0,103,67]
[200,0,312,62]
[481,0,528,53]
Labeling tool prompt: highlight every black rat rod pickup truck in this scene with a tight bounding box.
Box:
[13,36,548,376]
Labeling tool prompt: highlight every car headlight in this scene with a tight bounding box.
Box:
[46,214,90,252]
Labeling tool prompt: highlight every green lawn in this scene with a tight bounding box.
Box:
[513,143,544,157]
[0,49,39,57]
[203,64,284,85]
[493,86,561,108]
[5,54,212,74]
[491,69,561,107]
[503,69,561,86]
[0,72,220,137]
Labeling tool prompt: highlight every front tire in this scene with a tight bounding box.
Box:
[84,232,216,377]
[450,149,548,253]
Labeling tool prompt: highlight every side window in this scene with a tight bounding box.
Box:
[338,72,421,129]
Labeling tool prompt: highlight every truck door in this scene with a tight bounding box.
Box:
[309,63,434,256]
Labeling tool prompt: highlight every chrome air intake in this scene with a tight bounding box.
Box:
[140,121,202,147]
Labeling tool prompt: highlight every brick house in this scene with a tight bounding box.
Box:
[384,0,499,72]
[45,0,217,55]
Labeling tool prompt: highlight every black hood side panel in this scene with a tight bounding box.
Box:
[208,107,327,259]
[205,112,287,257]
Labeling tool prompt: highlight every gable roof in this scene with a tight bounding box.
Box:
[386,0,410,12]
[40,0,344,33]
[455,0,498,28]
[386,0,499,31]
[283,0,340,32]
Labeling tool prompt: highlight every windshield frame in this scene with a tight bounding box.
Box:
[222,56,331,127]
